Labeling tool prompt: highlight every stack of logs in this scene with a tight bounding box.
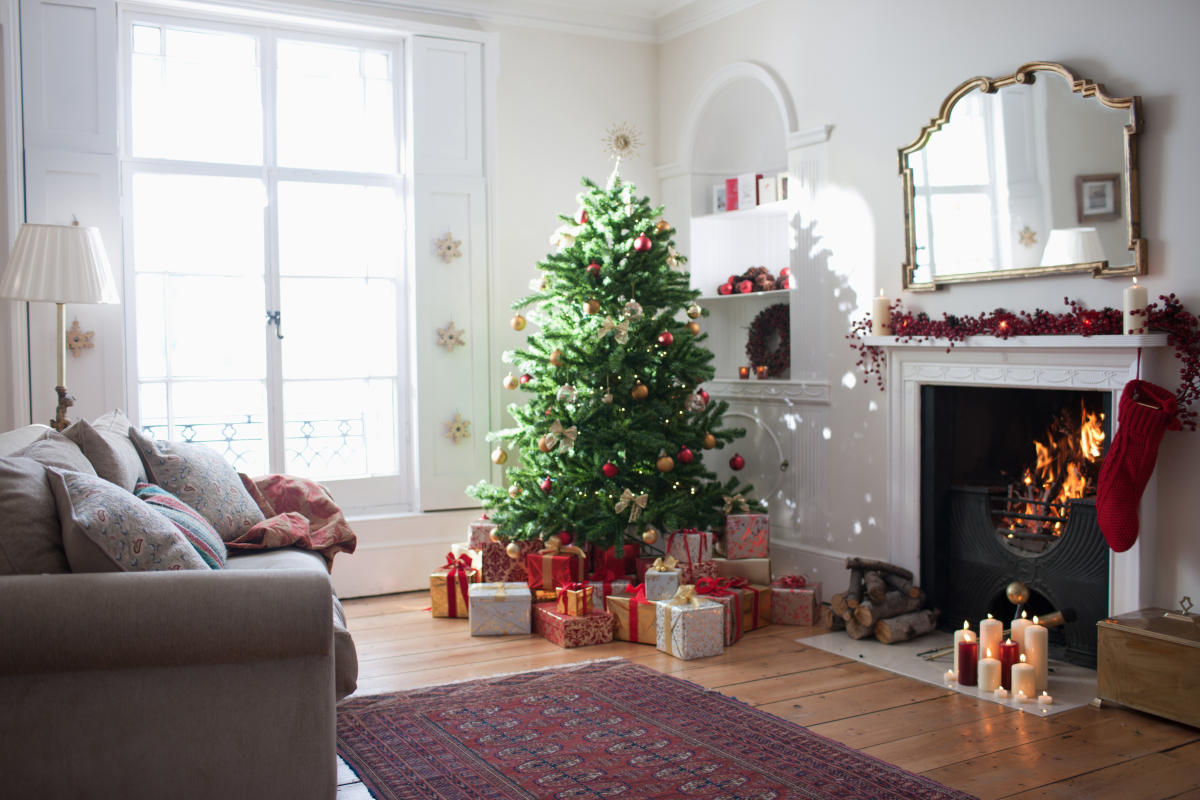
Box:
[820,557,939,643]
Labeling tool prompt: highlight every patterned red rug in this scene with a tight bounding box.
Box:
[337,659,976,800]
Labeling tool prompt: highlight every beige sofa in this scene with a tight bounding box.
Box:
[0,424,358,800]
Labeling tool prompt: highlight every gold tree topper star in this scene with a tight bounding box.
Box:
[1018,226,1038,248]
[435,232,462,263]
[444,413,471,444]
[436,321,466,351]
[603,122,643,161]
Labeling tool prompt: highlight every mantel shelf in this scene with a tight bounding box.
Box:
[696,288,795,302]
[862,333,1169,350]
[704,377,831,405]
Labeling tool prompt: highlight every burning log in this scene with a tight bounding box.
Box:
[853,590,927,627]
[864,570,887,604]
[875,609,939,644]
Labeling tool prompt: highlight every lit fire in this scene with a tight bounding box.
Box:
[1004,401,1106,536]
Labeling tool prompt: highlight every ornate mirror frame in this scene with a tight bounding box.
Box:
[900,61,1144,291]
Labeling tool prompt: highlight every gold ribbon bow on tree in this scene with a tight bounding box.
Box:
[614,488,649,522]
[650,555,678,572]
[547,420,577,451]
[723,493,750,514]
[668,584,702,608]
[597,316,630,344]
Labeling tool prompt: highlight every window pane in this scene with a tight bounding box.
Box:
[924,94,991,187]
[280,276,396,379]
[277,182,401,278]
[283,378,397,479]
[930,193,995,274]
[137,380,268,474]
[276,39,396,172]
[163,275,266,378]
[131,25,262,164]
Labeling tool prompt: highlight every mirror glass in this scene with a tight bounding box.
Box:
[902,63,1143,289]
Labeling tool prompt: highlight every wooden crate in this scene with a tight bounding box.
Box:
[1097,607,1200,728]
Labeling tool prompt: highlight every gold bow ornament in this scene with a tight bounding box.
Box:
[668,584,702,608]
[614,488,649,522]
[597,316,630,344]
[650,555,678,573]
[538,539,587,559]
[723,493,750,514]
[547,420,578,452]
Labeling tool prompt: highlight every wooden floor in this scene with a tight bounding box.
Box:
[335,592,1200,799]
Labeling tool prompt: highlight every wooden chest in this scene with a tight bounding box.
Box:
[1096,607,1200,728]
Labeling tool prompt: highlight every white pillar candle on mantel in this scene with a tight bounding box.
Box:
[977,648,1002,693]
[1124,277,1149,334]
[1010,611,1031,654]
[1025,616,1049,692]
[871,289,892,336]
[1012,655,1036,702]
[953,620,974,675]
[979,614,1002,662]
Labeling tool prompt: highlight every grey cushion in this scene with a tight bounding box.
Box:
[16,430,96,475]
[0,456,69,575]
[63,419,141,492]
[90,410,147,484]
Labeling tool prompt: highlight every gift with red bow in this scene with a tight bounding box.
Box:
[723,575,773,631]
[665,528,715,566]
[770,575,822,626]
[695,576,746,645]
[586,565,633,612]
[555,582,594,616]
[430,552,480,618]
[525,539,587,590]
[607,583,657,643]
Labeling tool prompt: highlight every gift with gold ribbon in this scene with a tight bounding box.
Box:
[725,512,770,559]
[722,494,750,514]
[532,602,615,648]
[733,581,773,631]
[641,555,681,602]
[480,538,541,583]
[695,576,745,645]
[665,529,714,566]
[468,582,532,635]
[586,566,632,612]
[711,556,772,586]
[655,585,724,660]
[770,576,822,626]
[607,583,656,644]
[430,552,480,618]
[555,582,594,616]
[525,539,587,590]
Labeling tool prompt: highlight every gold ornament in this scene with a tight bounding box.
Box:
[489,529,503,543]
[655,219,671,233]
[642,526,659,545]
[631,382,648,400]
[602,392,614,404]
[511,314,527,331]
[549,348,563,367]
[491,447,508,464]
[687,303,702,319]
[656,454,675,473]
[505,541,522,559]
[703,432,716,449]
[583,298,601,315]
[502,373,518,390]
[1006,581,1031,605]
[538,436,553,453]
[686,321,700,335]
[508,484,522,498]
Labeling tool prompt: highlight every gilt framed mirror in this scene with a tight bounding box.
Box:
[901,62,1144,291]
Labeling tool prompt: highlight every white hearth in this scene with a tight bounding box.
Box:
[866,333,1169,616]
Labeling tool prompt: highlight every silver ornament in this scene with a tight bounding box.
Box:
[557,384,577,403]
[623,300,644,319]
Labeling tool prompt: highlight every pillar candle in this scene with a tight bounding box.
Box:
[1025,617,1049,693]
[871,289,892,336]
[956,640,979,686]
[979,615,1002,662]
[953,621,974,675]
[998,638,1020,690]
[1010,612,1031,655]
[1011,656,1036,702]
[1124,277,1148,334]
[977,648,1001,693]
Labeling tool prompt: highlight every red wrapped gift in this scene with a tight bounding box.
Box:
[665,529,714,566]
[590,543,638,579]
[532,603,614,648]
[725,577,773,631]
[525,542,587,590]
[679,559,719,585]
[771,575,822,626]
[430,552,480,618]
[695,576,745,645]
[724,513,769,559]
[468,514,497,550]
[555,582,594,616]
[481,538,541,583]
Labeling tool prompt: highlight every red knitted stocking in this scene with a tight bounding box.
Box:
[1096,380,1179,552]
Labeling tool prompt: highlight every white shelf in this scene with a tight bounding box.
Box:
[705,377,831,405]
[861,333,1169,349]
[694,199,796,221]
[696,288,794,303]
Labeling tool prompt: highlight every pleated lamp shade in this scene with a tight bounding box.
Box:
[1039,227,1106,268]
[0,223,119,304]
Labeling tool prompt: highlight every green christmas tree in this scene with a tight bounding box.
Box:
[467,172,750,554]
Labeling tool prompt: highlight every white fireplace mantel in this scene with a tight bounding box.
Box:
[868,334,1169,615]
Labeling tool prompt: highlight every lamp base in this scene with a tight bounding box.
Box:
[50,385,74,432]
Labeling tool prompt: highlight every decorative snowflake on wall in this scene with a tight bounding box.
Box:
[445,413,471,444]
[66,319,94,356]
[436,321,466,351]
[1018,226,1038,248]
[435,232,462,263]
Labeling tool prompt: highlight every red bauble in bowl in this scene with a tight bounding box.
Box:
[779,267,791,279]
[737,280,754,294]
[633,233,652,252]
[729,453,746,471]
[718,282,734,295]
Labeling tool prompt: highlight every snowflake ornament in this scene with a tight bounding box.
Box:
[1018,226,1038,248]
[66,319,95,356]
[444,413,471,444]
[436,321,466,351]
[435,232,462,263]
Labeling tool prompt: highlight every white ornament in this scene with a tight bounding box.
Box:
[435,232,462,263]
[435,321,466,351]
[556,384,577,403]
[444,413,471,444]
[623,300,644,319]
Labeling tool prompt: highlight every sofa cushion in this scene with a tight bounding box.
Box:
[90,410,147,484]
[128,428,264,541]
[63,419,141,492]
[17,430,97,475]
[47,468,208,573]
[135,482,228,569]
[0,456,70,575]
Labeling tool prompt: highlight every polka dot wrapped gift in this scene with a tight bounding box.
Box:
[770,575,822,626]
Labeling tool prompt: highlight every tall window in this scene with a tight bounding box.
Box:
[122,16,407,508]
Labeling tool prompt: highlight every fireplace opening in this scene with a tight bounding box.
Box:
[920,385,1112,667]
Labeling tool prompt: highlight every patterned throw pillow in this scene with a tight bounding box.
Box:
[64,419,141,491]
[128,428,265,541]
[46,468,208,572]
[134,482,227,569]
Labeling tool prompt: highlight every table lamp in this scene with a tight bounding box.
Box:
[1040,227,1106,268]
[0,222,118,430]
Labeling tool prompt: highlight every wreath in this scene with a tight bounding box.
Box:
[746,303,790,377]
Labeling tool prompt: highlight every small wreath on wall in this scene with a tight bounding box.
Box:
[746,302,790,377]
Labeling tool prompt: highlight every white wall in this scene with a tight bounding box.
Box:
[657,0,1200,609]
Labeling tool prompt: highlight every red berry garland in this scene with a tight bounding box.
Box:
[847,295,1200,430]
[746,303,790,378]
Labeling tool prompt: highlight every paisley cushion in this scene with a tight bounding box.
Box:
[128,428,265,542]
[135,482,228,569]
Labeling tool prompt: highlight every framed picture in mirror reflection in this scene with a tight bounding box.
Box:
[1076,173,1121,223]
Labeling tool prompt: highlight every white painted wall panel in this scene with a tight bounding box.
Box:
[412,36,482,176]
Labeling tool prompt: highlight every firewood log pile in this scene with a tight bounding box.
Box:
[823,557,939,643]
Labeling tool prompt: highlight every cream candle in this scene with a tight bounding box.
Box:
[977,648,1001,693]
[872,289,892,336]
[1037,691,1054,706]
[1124,277,1148,334]
[953,620,974,675]
[1025,616,1049,692]
[994,686,1010,700]
[979,614,1002,662]
[1010,611,1031,654]
[1012,654,1036,702]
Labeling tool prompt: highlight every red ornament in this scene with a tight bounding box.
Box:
[699,389,709,404]
[677,446,694,464]
[718,282,734,296]
[728,274,740,284]
[557,531,574,546]
[540,476,553,493]
[729,453,746,471]
[520,373,533,384]
[575,207,588,225]
[658,331,674,346]
[779,267,791,279]
[602,462,619,478]
[586,261,601,276]
[780,276,792,289]
[633,233,652,252]
[737,280,754,294]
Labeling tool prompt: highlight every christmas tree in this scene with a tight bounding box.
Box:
[467,171,750,554]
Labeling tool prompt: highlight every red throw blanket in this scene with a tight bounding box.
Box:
[231,474,358,567]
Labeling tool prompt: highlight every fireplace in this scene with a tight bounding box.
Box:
[919,385,1112,666]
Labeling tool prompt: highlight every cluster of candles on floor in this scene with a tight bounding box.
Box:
[942,612,1053,706]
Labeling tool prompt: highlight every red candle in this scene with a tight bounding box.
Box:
[738,366,750,380]
[755,365,769,380]
[956,640,979,686]
[998,638,1020,690]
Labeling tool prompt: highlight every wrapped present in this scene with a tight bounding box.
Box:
[468,515,498,550]
[533,588,557,603]
[555,582,594,616]
[655,585,725,661]
[480,538,541,583]
[450,542,483,570]
[532,603,615,648]
[724,513,769,559]
[665,529,714,566]
[526,541,587,590]
[771,576,821,626]
[588,576,633,611]
[695,576,745,645]
[431,552,480,618]
[607,585,656,643]
[712,556,771,585]
[679,559,718,585]
[590,543,638,579]
[643,556,681,602]
[726,577,772,630]
[468,582,532,635]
